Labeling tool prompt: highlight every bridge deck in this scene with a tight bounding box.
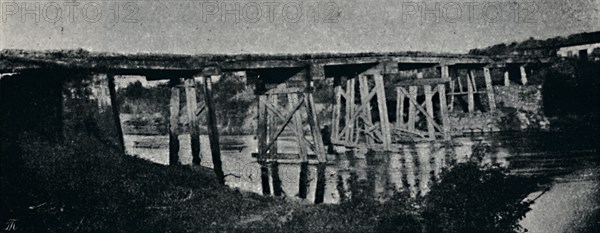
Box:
[0,49,548,77]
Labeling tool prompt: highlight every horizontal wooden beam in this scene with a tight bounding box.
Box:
[387,76,450,86]
[1,49,550,75]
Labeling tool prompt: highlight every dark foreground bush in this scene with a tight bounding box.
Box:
[422,162,539,233]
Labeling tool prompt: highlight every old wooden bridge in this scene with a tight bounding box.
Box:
[0,50,545,203]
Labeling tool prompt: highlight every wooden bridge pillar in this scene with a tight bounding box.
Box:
[201,73,225,185]
[466,70,475,113]
[256,90,271,195]
[396,86,405,129]
[424,85,436,139]
[267,94,282,196]
[351,72,391,149]
[358,75,375,145]
[268,94,279,159]
[330,75,359,147]
[345,77,356,146]
[407,86,418,132]
[288,92,309,199]
[504,69,510,87]
[251,65,328,201]
[307,64,327,204]
[395,79,450,141]
[184,77,201,165]
[331,76,343,144]
[520,65,528,85]
[441,65,450,80]
[437,84,450,140]
[448,67,456,112]
[107,73,125,153]
[483,67,496,112]
[440,65,453,136]
[374,74,392,150]
[168,78,181,166]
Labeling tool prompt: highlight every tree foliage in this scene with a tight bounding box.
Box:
[422,162,538,233]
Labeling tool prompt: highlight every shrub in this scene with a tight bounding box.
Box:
[422,162,539,233]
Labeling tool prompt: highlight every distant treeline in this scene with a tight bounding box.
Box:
[469,31,600,56]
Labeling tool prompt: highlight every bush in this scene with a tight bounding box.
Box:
[422,162,539,233]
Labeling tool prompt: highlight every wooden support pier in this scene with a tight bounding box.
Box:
[184,77,201,165]
[306,64,327,204]
[201,74,225,185]
[467,70,476,113]
[169,78,181,166]
[520,65,528,85]
[504,70,510,87]
[107,73,125,153]
[248,64,328,202]
[483,67,496,112]
[256,91,271,195]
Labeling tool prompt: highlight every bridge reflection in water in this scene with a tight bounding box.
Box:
[125,131,596,204]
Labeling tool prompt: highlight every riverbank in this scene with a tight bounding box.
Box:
[1,134,292,232]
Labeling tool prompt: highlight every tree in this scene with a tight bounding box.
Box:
[422,162,539,233]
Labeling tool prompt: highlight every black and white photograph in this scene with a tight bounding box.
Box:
[1,0,599,232]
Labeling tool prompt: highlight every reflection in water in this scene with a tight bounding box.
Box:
[125,132,598,232]
[124,134,523,203]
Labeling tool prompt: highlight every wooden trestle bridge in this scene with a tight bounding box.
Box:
[0,50,546,202]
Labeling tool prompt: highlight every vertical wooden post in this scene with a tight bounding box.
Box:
[448,79,455,112]
[457,76,464,92]
[185,78,201,165]
[257,93,271,195]
[107,73,125,153]
[407,86,418,132]
[423,85,436,139]
[169,78,181,166]
[441,65,449,80]
[483,67,496,112]
[520,65,528,85]
[504,70,510,87]
[438,84,450,140]
[201,75,225,185]
[271,160,282,196]
[466,72,475,113]
[358,75,374,145]
[373,74,391,149]
[470,70,478,93]
[396,87,405,128]
[289,93,307,160]
[345,77,356,145]
[306,64,327,204]
[332,76,343,143]
[268,94,279,158]
[289,92,309,199]
[268,94,282,196]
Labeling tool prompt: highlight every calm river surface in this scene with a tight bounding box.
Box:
[124,131,598,233]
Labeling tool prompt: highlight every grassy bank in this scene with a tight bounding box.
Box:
[1,134,289,232]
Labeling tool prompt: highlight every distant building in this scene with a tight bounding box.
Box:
[556,42,600,59]
[514,31,600,60]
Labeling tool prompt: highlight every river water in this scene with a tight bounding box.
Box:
[124,131,598,233]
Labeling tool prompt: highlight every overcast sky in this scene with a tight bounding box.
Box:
[1,0,599,54]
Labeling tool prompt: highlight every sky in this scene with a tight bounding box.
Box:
[0,0,599,55]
